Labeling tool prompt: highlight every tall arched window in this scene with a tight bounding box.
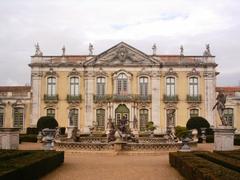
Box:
[0,107,4,127]
[96,109,105,130]
[189,77,198,97]
[70,77,79,96]
[166,77,175,96]
[47,77,56,96]
[139,77,148,96]
[224,108,234,126]
[117,73,128,95]
[190,109,199,117]
[47,108,55,118]
[97,77,105,96]
[13,107,24,129]
[69,108,78,127]
[140,109,148,131]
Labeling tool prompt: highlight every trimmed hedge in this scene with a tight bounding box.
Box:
[215,150,240,161]
[19,134,37,143]
[169,152,240,180]
[0,150,64,180]
[26,127,38,135]
[194,151,240,173]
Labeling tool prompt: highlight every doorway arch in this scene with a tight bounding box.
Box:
[115,104,129,127]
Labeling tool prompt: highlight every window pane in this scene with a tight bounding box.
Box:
[13,108,24,129]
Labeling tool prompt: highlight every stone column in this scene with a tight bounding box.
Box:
[204,70,216,126]
[31,70,42,127]
[84,71,94,133]
[151,71,161,133]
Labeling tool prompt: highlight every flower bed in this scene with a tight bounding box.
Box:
[169,152,240,180]
[0,150,64,180]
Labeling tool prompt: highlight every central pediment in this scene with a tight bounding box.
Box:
[84,42,159,66]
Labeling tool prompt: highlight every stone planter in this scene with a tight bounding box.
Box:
[0,128,20,149]
[42,128,56,150]
[200,128,207,143]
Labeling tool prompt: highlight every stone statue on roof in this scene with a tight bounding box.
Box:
[152,43,157,55]
[34,42,43,56]
[62,45,66,56]
[180,45,184,56]
[203,44,212,56]
[89,43,94,55]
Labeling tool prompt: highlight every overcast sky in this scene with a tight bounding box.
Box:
[0,0,240,86]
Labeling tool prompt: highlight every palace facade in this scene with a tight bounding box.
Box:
[28,42,218,133]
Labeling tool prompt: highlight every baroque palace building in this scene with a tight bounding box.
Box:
[27,42,218,134]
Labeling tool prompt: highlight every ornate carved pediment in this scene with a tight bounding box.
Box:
[137,68,152,77]
[112,69,133,79]
[187,68,200,77]
[95,67,108,77]
[84,42,159,66]
[45,68,58,77]
[68,68,80,77]
[187,103,200,109]
[164,103,177,109]
[12,99,25,107]
[164,68,178,77]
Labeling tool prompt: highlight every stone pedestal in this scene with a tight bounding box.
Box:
[0,128,20,149]
[213,126,236,151]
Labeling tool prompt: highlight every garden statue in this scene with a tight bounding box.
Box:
[71,127,80,142]
[119,115,128,134]
[213,91,228,126]
[167,109,175,127]
[107,122,116,142]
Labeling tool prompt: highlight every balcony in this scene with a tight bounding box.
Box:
[163,94,179,103]
[134,94,152,102]
[93,94,112,103]
[67,95,81,103]
[112,94,134,102]
[44,94,58,103]
[187,95,202,103]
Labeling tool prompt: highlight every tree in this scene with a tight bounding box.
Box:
[186,116,210,134]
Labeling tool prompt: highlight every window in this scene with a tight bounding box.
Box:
[69,109,78,127]
[140,109,148,131]
[166,77,175,96]
[47,77,56,96]
[97,77,105,96]
[117,73,128,95]
[140,77,148,96]
[189,77,198,96]
[47,108,55,118]
[190,109,199,117]
[0,107,3,127]
[70,77,79,96]
[13,107,24,129]
[96,109,105,130]
[224,108,234,126]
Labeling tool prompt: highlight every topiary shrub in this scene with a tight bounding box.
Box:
[37,116,58,132]
[186,116,210,135]
[146,121,156,131]
[175,126,188,139]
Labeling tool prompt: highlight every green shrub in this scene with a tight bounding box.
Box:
[26,127,38,135]
[0,150,64,180]
[20,134,37,143]
[37,116,58,131]
[146,121,156,131]
[175,126,188,139]
[59,127,66,135]
[186,116,210,135]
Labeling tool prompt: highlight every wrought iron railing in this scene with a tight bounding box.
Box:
[44,94,58,103]
[163,94,179,102]
[67,95,81,103]
[186,94,202,102]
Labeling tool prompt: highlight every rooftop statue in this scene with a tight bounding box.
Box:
[34,42,43,56]
[203,44,212,56]
[62,45,66,56]
[89,43,94,55]
[152,43,157,55]
[213,91,228,126]
[180,45,184,56]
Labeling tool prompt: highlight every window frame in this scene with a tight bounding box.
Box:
[47,76,57,96]
[189,77,198,97]
[139,77,148,96]
[166,77,176,97]
[70,76,79,96]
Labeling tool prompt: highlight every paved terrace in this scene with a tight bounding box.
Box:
[18,143,221,180]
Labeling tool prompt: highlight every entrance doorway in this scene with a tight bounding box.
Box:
[115,104,129,127]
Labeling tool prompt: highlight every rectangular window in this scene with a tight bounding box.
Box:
[189,77,198,96]
[13,108,24,129]
[224,108,234,126]
[47,77,56,96]
[166,77,175,96]
[97,77,105,96]
[190,109,199,117]
[70,77,79,96]
[47,108,55,118]
[140,77,148,96]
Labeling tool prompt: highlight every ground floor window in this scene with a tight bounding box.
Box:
[13,107,24,129]
[224,108,234,126]
[47,108,55,118]
[0,108,3,127]
[166,109,176,127]
[69,109,78,127]
[140,109,148,131]
[190,109,199,118]
[96,109,105,130]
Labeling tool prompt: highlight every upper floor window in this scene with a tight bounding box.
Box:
[97,77,105,96]
[117,73,128,95]
[166,77,175,96]
[47,77,56,96]
[139,77,148,96]
[47,108,55,118]
[13,107,24,129]
[0,107,3,127]
[189,77,198,96]
[224,108,234,126]
[69,108,78,127]
[70,77,79,96]
[190,109,199,117]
